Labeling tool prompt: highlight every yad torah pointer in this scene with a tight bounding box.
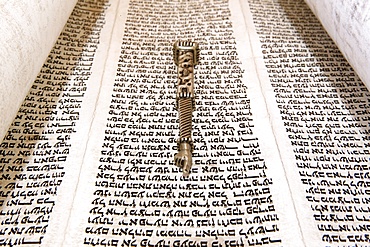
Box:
[173,40,200,176]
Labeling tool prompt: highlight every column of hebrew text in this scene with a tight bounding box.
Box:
[246,0,370,245]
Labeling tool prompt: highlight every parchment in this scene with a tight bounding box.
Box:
[305,0,370,89]
[0,0,77,141]
[0,1,369,245]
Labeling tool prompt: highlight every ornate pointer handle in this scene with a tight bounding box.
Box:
[173,40,200,176]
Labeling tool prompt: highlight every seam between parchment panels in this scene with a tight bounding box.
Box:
[238,0,307,245]
[61,2,121,245]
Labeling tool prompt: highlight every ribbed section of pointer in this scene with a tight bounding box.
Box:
[178,40,194,47]
[178,98,193,139]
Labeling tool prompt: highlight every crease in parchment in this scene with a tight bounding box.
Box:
[60,2,121,245]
